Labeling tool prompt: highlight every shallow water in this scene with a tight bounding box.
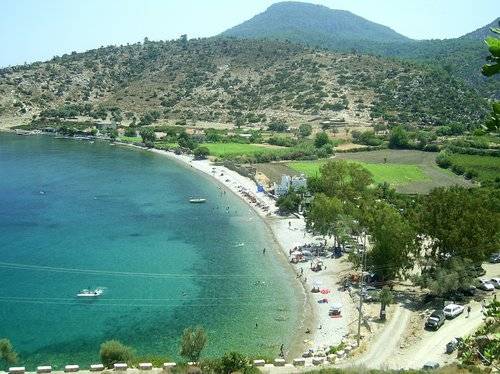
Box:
[0,134,300,368]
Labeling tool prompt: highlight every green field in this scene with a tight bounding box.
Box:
[448,154,500,182]
[287,160,429,186]
[200,143,284,157]
[118,136,142,143]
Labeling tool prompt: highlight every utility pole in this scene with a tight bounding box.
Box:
[357,231,367,347]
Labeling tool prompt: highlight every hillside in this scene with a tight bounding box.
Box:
[0,38,488,130]
[221,2,499,97]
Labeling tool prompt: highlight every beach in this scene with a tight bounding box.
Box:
[145,146,355,361]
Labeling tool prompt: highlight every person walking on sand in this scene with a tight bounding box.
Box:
[467,305,471,318]
[262,247,266,255]
[279,344,284,357]
[288,221,291,229]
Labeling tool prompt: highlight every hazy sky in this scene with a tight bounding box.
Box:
[1,0,497,67]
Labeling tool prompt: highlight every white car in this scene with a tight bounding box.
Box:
[443,304,465,319]
[491,277,500,289]
[479,279,495,291]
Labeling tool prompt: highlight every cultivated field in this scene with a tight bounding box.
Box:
[256,150,472,194]
[448,153,500,183]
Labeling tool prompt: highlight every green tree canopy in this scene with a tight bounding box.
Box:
[139,127,156,144]
[418,186,500,264]
[364,202,417,281]
[314,131,330,148]
[0,339,17,369]
[388,125,409,149]
[99,340,134,368]
[298,123,312,138]
[180,326,207,363]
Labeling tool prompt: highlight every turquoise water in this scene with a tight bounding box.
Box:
[0,133,301,368]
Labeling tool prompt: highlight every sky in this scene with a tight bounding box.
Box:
[0,0,497,67]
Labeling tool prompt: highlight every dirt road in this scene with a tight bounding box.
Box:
[387,301,486,369]
[344,304,411,368]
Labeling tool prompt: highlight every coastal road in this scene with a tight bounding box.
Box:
[344,304,411,369]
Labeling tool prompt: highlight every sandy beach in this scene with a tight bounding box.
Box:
[143,146,355,362]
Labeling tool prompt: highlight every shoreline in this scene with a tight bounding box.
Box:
[130,144,352,359]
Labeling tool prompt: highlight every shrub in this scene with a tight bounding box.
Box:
[464,169,479,180]
[124,127,137,137]
[388,125,409,149]
[139,128,156,143]
[298,123,312,138]
[314,132,330,148]
[193,146,210,160]
[0,339,17,367]
[99,340,134,368]
[180,326,207,363]
[451,163,465,175]
[436,152,452,169]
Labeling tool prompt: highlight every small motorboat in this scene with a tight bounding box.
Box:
[77,288,103,298]
[189,198,206,204]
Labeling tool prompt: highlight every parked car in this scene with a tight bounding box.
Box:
[422,361,440,370]
[490,253,500,263]
[443,304,465,319]
[490,277,500,289]
[446,337,462,354]
[425,310,445,330]
[478,278,495,291]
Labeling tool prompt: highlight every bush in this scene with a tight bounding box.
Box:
[139,128,156,143]
[99,340,134,368]
[180,326,207,363]
[314,132,330,148]
[436,152,452,169]
[193,146,210,160]
[451,163,465,175]
[298,123,312,138]
[464,169,479,180]
[124,127,137,137]
[388,125,409,149]
[0,339,17,367]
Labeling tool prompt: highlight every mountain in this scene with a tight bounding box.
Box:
[222,2,410,45]
[0,38,487,130]
[221,2,499,97]
[460,17,499,40]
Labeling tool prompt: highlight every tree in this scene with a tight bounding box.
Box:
[99,340,134,368]
[0,339,17,368]
[308,160,373,203]
[298,123,312,138]
[388,126,409,149]
[276,188,302,214]
[139,128,156,144]
[124,126,136,137]
[418,187,500,264]
[193,146,210,160]
[482,25,500,77]
[314,131,330,148]
[217,352,249,374]
[378,287,394,321]
[180,326,207,363]
[482,24,500,131]
[364,202,417,281]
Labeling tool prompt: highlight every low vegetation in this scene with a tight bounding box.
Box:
[288,160,428,186]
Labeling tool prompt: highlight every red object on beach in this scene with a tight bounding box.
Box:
[320,289,330,294]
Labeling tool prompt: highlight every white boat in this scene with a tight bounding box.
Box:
[189,198,206,203]
[77,288,103,297]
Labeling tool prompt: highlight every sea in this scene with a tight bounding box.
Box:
[0,133,301,368]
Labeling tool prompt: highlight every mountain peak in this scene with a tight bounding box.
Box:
[221,1,411,44]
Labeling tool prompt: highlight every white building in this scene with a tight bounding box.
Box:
[274,174,307,197]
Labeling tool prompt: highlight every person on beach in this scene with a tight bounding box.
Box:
[262,248,266,254]
[288,221,291,229]
[279,344,284,357]
[467,305,471,318]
